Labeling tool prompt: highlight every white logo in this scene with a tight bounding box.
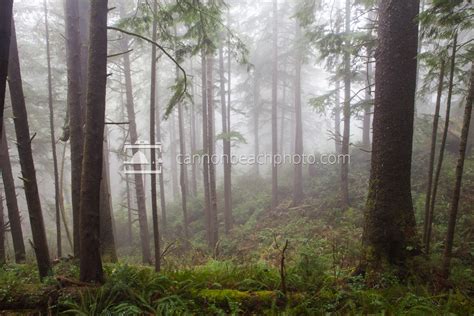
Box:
[123,140,163,174]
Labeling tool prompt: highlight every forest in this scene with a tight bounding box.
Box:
[0,0,473,314]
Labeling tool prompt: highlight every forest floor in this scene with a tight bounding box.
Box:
[1,146,473,315]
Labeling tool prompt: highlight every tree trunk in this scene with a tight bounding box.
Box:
[292,20,304,206]
[422,59,445,252]
[189,60,198,197]
[44,0,62,258]
[362,61,372,150]
[0,126,26,262]
[207,53,218,248]
[271,0,279,209]
[426,34,457,252]
[99,134,117,262]
[8,20,52,278]
[334,79,342,154]
[59,142,73,251]
[253,73,260,177]
[362,0,419,269]
[64,0,84,258]
[442,63,474,278]
[79,0,108,283]
[155,71,167,235]
[0,191,5,265]
[201,52,212,246]
[119,11,152,264]
[340,0,351,208]
[0,0,13,143]
[218,37,232,234]
[149,0,161,271]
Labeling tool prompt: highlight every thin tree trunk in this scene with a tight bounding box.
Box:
[8,20,52,278]
[0,0,13,143]
[362,0,419,268]
[99,134,117,262]
[201,52,211,246]
[207,53,218,248]
[44,0,62,258]
[0,126,26,262]
[422,59,445,252]
[253,73,260,177]
[334,79,342,154]
[170,113,179,201]
[427,34,457,250]
[0,191,5,265]
[178,99,189,242]
[119,12,152,264]
[64,0,84,258]
[219,37,232,233]
[271,0,279,208]
[155,68,167,234]
[341,0,351,208]
[190,60,198,197]
[442,63,474,278]
[292,20,304,205]
[79,0,108,283]
[59,142,73,251]
[149,0,161,271]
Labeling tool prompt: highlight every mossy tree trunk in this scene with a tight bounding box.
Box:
[0,0,13,143]
[362,0,420,269]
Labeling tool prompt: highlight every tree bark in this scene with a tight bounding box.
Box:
[362,0,419,268]
[79,0,108,283]
[119,11,152,264]
[149,0,161,272]
[271,0,279,208]
[292,20,304,206]
[0,126,26,262]
[44,0,62,258]
[427,35,457,254]
[64,0,84,258]
[8,20,52,278]
[0,0,13,144]
[59,142,73,251]
[0,191,5,265]
[219,37,232,233]
[155,67,167,235]
[99,134,117,262]
[189,60,198,197]
[201,52,211,246]
[442,63,474,278]
[340,0,351,208]
[207,53,218,248]
[422,59,445,253]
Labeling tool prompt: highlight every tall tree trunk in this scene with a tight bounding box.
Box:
[207,53,218,248]
[219,37,232,233]
[422,59,445,252]
[59,142,73,251]
[0,0,13,143]
[340,0,351,208]
[292,20,304,205]
[189,60,198,197]
[0,191,5,265]
[178,99,189,242]
[64,0,84,258]
[155,69,167,234]
[442,63,474,278]
[149,0,161,271]
[0,126,26,262]
[271,0,279,208]
[334,79,342,154]
[119,11,152,264]
[201,52,212,246]
[125,173,133,245]
[9,20,52,278]
[362,0,419,269]
[362,61,372,150]
[79,0,107,283]
[44,0,62,258]
[170,113,179,201]
[253,73,260,176]
[99,134,117,262]
[427,34,457,250]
